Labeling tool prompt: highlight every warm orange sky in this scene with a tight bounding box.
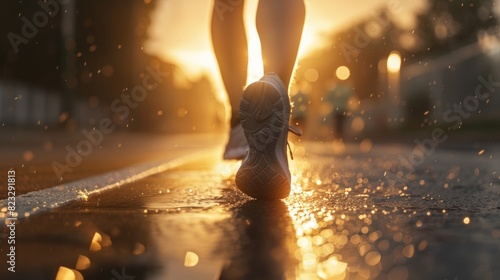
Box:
[145,0,427,100]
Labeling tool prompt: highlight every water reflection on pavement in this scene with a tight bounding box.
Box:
[286,158,417,280]
[2,144,500,280]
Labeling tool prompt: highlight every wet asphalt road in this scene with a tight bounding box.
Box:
[1,138,500,280]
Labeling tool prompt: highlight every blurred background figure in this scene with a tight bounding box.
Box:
[291,85,310,132]
[325,82,352,139]
[325,73,353,139]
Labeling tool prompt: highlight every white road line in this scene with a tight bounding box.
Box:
[0,150,211,219]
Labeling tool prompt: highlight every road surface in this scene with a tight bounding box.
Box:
[1,132,500,280]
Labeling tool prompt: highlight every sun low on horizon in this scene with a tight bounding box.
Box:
[145,0,426,102]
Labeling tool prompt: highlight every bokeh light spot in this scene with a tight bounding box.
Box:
[335,66,350,80]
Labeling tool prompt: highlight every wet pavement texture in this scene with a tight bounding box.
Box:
[1,140,500,280]
[0,131,222,197]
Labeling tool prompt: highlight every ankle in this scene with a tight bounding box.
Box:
[230,113,240,128]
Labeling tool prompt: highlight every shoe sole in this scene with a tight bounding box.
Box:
[235,79,290,199]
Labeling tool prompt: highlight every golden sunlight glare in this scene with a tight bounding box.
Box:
[244,0,264,84]
[145,0,423,105]
[215,161,241,179]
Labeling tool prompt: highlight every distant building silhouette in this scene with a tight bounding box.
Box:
[0,0,224,132]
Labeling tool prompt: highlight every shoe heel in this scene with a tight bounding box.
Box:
[236,81,291,199]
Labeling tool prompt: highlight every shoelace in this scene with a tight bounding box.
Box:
[287,125,302,160]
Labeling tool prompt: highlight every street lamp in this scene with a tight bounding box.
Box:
[387,51,401,73]
[386,51,402,127]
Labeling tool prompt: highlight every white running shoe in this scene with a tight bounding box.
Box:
[235,73,300,199]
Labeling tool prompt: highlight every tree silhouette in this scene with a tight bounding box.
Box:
[409,0,498,60]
